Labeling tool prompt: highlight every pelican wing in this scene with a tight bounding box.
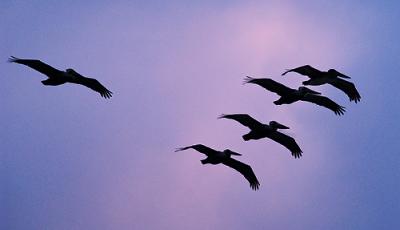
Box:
[8,56,62,78]
[175,144,216,156]
[267,131,302,158]
[223,158,260,190]
[71,76,113,99]
[302,94,346,115]
[218,114,262,130]
[244,77,294,96]
[329,78,361,103]
[282,65,321,78]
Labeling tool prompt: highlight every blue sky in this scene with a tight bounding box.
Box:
[1,1,399,229]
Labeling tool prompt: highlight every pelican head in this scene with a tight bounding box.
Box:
[269,121,289,130]
[223,149,242,156]
[298,86,321,95]
[66,68,76,74]
[66,68,83,78]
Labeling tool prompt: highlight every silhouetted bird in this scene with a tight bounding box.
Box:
[175,144,260,190]
[244,77,345,115]
[282,65,361,103]
[8,56,112,98]
[219,114,302,158]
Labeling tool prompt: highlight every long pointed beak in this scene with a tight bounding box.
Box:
[276,123,290,129]
[304,87,321,95]
[309,89,321,95]
[230,151,242,156]
[270,121,290,129]
[338,72,351,79]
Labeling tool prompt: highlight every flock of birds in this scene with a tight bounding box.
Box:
[9,56,361,191]
[175,66,361,190]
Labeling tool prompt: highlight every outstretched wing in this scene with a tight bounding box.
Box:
[267,131,303,158]
[223,158,260,190]
[329,78,361,103]
[218,114,263,130]
[8,56,62,78]
[175,144,217,156]
[72,76,113,99]
[244,77,294,96]
[302,94,346,115]
[282,65,322,78]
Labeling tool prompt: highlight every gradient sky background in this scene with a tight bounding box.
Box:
[1,1,399,229]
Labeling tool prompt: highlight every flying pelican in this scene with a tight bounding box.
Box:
[218,114,302,158]
[282,65,361,103]
[8,56,112,98]
[175,144,260,190]
[244,77,346,115]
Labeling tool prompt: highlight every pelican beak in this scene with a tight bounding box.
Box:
[270,121,290,129]
[338,72,351,79]
[230,151,242,156]
[305,87,321,95]
[330,69,351,79]
[276,123,290,129]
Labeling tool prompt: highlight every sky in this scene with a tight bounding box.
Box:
[1,0,399,229]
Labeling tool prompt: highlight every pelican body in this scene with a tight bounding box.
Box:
[41,68,83,86]
[8,56,113,98]
[219,114,302,158]
[244,77,346,116]
[273,86,323,105]
[282,65,361,103]
[243,121,289,141]
[200,148,241,164]
[175,144,260,190]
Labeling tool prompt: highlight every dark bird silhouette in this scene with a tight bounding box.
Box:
[244,77,345,115]
[175,144,260,190]
[282,65,361,103]
[218,114,302,158]
[8,56,112,98]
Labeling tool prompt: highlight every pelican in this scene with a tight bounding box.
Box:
[282,65,361,103]
[218,114,302,158]
[8,56,112,98]
[175,144,260,190]
[244,77,345,115]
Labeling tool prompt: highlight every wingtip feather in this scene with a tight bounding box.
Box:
[217,114,227,119]
[292,150,303,159]
[335,106,346,116]
[243,76,254,85]
[174,147,185,152]
[351,95,361,103]
[251,182,260,191]
[8,56,18,63]
[281,69,291,76]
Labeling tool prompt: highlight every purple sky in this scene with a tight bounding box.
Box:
[1,1,399,229]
